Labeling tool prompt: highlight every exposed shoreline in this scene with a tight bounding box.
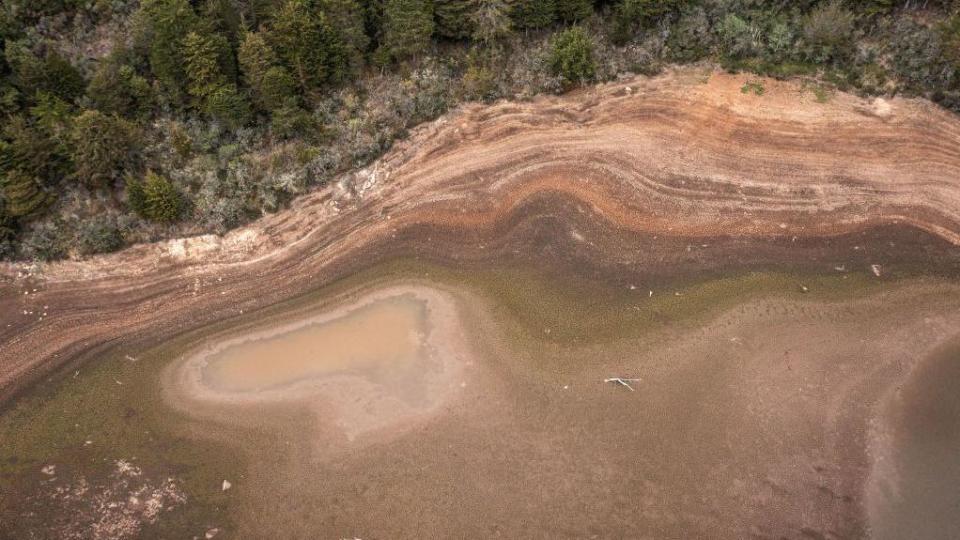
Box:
[3,67,960,405]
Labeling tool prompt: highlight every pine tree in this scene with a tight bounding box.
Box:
[554,0,592,23]
[611,0,681,45]
[0,168,49,219]
[272,0,349,94]
[434,0,477,40]
[202,0,242,45]
[5,42,85,103]
[0,198,11,242]
[182,30,249,125]
[87,59,154,119]
[2,116,67,188]
[259,67,296,110]
[238,31,276,89]
[509,0,555,30]
[318,0,370,70]
[182,31,227,101]
[239,31,296,111]
[473,0,512,45]
[383,0,434,60]
[70,110,140,189]
[135,0,199,100]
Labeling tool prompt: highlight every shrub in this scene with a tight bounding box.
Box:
[549,26,596,87]
[802,0,856,64]
[889,19,953,90]
[271,99,321,140]
[204,84,250,128]
[462,63,497,100]
[666,6,712,63]
[127,171,185,222]
[76,215,124,255]
[766,21,797,64]
[19,220,68,260]
[718,14,759,60]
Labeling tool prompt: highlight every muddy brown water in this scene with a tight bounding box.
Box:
[202,294,430,399]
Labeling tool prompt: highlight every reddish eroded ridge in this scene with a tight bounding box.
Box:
[2,66,960,402]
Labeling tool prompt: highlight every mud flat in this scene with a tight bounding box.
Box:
[866,339,960,539]
[165,286,472,443]
[163,276,960,538]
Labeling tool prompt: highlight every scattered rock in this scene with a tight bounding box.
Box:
[41,464,56,476]
[205,527,220,539]
[221,480,231,492]
[870,264,882,277]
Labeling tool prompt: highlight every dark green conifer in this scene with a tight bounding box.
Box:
[272,0,349,93]
[434,0,477,40]
[554,0,592,23]
[0,168,50,218]
[69,110,140,189]
[509,0,555,30]
[382,0,434,60]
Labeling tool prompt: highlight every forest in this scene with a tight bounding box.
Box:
[1,0,958,261]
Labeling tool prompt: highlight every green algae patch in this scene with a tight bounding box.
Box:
[460,265,895,346]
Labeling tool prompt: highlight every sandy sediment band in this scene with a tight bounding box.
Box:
[2,66,960,403]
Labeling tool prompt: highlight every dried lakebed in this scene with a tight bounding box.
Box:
[3,68,960,538]
[3,265,960,538]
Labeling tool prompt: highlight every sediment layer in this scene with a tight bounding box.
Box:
[2,66,960,402]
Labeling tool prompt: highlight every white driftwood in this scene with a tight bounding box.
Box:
[604,377,641,391]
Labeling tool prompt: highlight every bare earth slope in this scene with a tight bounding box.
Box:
[2,66,960,403]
